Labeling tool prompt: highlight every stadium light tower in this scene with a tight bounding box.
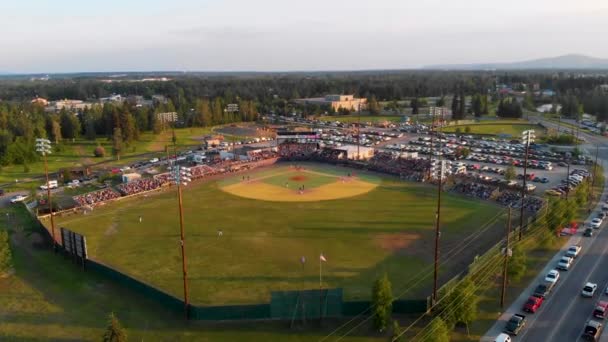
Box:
[519,130,535,241]
[172,165,192,319]
[36,138,57,252]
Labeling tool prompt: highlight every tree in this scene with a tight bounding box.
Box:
[507,244,527,282]
[51,120,62,144]
[504,165,516,181]
[368,95,381,116]
[371,273,393,332]
[391,320,404,342]
[112,127,123,161]
[451,94,461,120]
[94,145,106,158]
[60,110,81,140]
[458,90,466,119]
[0,230,12,275]
[454,277,478,333]
[436,96,446,107]
[421,317,450,342]
[472,94,483,118]
[464,126,471,133]
[411,97,419,115]
[102,312,127,342]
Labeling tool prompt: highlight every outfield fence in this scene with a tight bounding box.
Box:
[27,205,429,321]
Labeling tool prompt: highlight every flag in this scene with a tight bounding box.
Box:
[320,254,327,262]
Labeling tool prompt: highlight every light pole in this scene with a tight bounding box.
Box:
[172,165,192,319]
[36,138,57,251]
[519,130,535,241]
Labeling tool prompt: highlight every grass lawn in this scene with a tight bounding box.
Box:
[0,127,217,190]
[0,205,383,342]
[46,162,499,306]
[442,123,545,137]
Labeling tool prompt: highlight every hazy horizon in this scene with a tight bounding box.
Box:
[2,0,608,73]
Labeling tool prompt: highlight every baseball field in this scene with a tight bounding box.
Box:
[46,162,500,305]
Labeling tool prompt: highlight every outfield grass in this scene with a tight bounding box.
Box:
[0,205,384,342]
[47,163,499,306]
[442,123,545,136]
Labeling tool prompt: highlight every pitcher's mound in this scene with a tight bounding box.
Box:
[289,175,308,182]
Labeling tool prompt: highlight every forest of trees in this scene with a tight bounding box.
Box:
[0,96,257,167]
[1,70,608,168]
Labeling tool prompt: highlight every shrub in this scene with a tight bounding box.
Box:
[94,145,106,157]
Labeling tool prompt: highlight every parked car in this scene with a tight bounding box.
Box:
[593,301,608,319]
[544,269,560,284]
[533,281,555,298]
[557,256,574,271]
[40,180,58,190]
[582,320,603,341]
[494,333,512,342]
[590,218,603,229]
[583,283,599,298]
[0,188,4,196]
[585,228,594,237]
[504,314,526,336]
[566,245,582,258]
[10,194,28,203]
[523,295,544,313]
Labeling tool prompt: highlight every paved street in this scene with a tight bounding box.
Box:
[483,116,608,342]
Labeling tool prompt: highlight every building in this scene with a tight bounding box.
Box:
[46,99,94,112]
[294,95,367,111]
[428,106,452,118]
[339,144,374,160]
[122,173,142,183]
[31,97,49,106]
[99,94,123,103]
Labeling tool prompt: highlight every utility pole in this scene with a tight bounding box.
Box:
[501,207,512,308]
[592,145,600,190]
[566,156,571,200]
[172,139,191,320]
[519,130,534,241]
[428,108,436,180]
[36,138,57,252]
[357,102,361,161]
[432,117,444,304]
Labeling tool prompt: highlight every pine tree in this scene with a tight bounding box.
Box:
[112,127,123,161]
[371,273,393,332]
[0,230,12,275]
[102,312,127,342]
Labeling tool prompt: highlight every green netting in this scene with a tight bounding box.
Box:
[271,288,343,320]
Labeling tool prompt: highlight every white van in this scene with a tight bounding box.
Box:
[40,180,58,190]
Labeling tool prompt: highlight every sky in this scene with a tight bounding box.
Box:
[2,0,608,73]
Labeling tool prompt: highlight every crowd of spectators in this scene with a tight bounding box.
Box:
[117,178,164,196]
[248,150,278,161]
[452,182,496,200]
[278,143,318,160]
[73,188,121,207]
[367,152,430,181]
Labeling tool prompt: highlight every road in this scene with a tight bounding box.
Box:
[482,115,608,342]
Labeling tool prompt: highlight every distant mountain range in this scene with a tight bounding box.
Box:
[424,54,608,70]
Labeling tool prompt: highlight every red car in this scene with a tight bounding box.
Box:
[523,295,544,313]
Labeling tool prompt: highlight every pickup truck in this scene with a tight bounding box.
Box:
[533,281,555,298]
[557,256,574,271]
[504,314,526,335]
[593,301,608,319]
[582,320,603,341]
[566,245,582,258]
[523,295,544,313]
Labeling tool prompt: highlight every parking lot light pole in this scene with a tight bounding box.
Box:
[172,165,192,319]
[519,130,535,241]
[36,138,57,252]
